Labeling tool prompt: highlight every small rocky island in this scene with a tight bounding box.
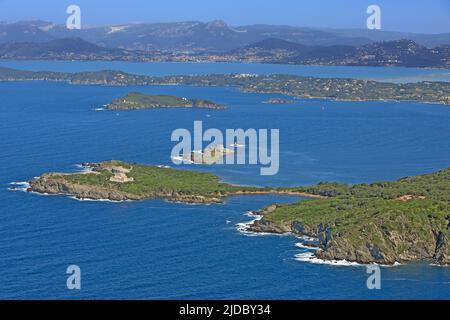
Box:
[27,161,279,203]
[106,92,225,110]
[25,161,450,265]
[264,98,296,104]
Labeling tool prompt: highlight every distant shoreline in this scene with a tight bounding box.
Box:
[0,66,448,105]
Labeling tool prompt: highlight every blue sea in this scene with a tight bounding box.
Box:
[1,62,450,299]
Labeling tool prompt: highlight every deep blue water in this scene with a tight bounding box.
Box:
[1,63,450,299]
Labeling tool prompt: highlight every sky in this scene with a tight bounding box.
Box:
[0,0,449,34]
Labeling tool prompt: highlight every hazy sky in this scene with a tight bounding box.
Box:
[1,0,449,33]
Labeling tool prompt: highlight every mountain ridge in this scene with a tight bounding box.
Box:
[1,20,449,52]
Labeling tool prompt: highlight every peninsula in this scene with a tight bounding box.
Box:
[106,92,225,110]
[26,161,450,265]
[1,67,449,105]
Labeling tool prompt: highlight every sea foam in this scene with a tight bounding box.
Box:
[8,181,30,192]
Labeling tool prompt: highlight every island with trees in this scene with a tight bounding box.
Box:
[26,161,323,203]
[1,66,449,105]
[25,161,450,266]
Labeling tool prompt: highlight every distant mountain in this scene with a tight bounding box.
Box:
[236,24,372,47]
[45,20,253,52]
[227,38,450,68]
[0,20,449,52]
[0,37,138,60]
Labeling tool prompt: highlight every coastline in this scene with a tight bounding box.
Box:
[235,208,387,267]
[1,57,449,70]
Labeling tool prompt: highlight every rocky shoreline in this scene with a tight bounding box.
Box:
[247,204,450,266]
[27,165,323,204]
[28,172,224,204]
[22,161,450,266]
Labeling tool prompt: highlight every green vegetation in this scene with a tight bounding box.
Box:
[28,161,450,264]
[253,167,450,265]
[69,161,243,195]
[106,92,225,110]
[264,98,296,104]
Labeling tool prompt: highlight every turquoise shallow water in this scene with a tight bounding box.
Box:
[1,60,449,83]
[1,62,450,299]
